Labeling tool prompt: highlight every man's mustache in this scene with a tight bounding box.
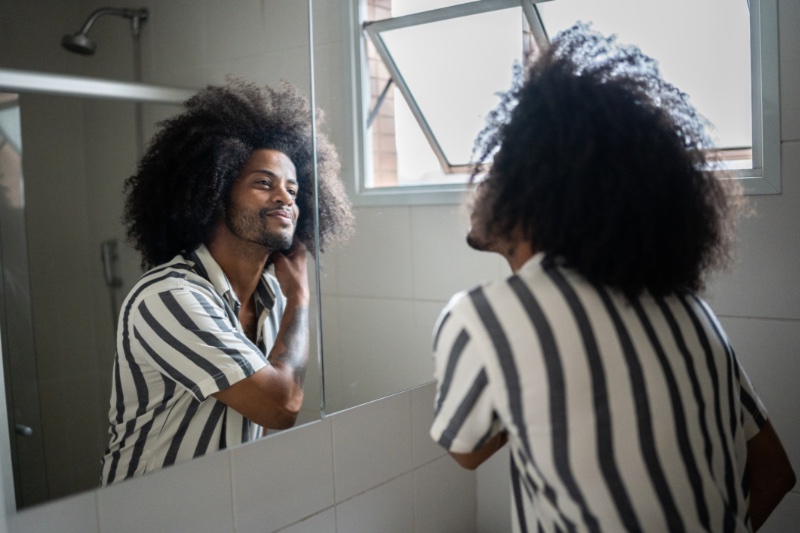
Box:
[261,207,296,222]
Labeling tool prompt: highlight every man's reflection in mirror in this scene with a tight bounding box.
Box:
[430,24,795,531]
[101,79,353,485]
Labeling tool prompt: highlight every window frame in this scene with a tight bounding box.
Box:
[347,0,781,206]
[363,0,544,176]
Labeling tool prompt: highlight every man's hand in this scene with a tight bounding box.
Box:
[271,240,309,304]
[450,431,509,470]
[212,241,311,430]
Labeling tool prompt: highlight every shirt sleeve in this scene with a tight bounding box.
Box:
[126,280,268,402]
[734,353,768,439]
[430,293,502,454]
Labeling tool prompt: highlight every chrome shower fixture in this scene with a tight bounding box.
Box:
[61,7,149,56]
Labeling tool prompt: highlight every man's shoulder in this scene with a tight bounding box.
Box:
[126,256,217,304]
[450,258,576,319]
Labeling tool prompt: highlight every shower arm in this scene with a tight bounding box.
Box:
[76,7,149,37]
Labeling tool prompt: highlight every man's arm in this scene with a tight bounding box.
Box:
[746,419,796,531]
[449,431,508,470]
[213,244,309,430]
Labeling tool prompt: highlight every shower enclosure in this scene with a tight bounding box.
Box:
[0,5,188,507]
[0,78,188,509]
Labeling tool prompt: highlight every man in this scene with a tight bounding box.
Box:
[101,79,353,485]
[430,24,795,532]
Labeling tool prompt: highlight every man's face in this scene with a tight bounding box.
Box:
[225,149,300,252]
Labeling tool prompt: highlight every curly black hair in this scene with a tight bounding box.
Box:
[471,23,743,297]
[124,78,354,270]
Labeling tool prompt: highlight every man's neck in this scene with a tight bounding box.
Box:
[206,229,271,306]
[503,240,535,273]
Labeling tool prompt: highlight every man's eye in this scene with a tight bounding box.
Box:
[288,189,298,197]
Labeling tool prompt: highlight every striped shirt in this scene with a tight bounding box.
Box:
[101,244,285,485]
[431,253,767,532]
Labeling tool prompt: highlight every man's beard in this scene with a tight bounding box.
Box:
[226,206,294,251]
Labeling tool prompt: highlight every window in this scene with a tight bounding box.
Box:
[352,0,780,204]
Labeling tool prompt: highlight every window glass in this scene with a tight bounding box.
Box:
[537,0,751,161]
[359,0,771,199]
[381,7,523,169]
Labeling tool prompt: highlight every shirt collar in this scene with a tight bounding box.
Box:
[517,251,547,274]
[191,244,277,312]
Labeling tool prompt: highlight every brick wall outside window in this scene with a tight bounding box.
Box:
[366,0,398,187]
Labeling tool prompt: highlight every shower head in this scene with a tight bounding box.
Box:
[61,32,96,55]
[61,7,148,56]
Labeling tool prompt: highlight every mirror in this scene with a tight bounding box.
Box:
[0,0,317,510]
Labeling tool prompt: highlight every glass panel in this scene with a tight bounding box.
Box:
[537,0,751,152]
[381,7,524,170]
[393,86,467,186]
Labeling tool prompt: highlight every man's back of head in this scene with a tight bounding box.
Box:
[470,23,744,298]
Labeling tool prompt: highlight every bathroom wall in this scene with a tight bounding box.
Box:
[1,0,797,531]
[320,204,509,412]
[5,383,479,533]
[707,0,800,526]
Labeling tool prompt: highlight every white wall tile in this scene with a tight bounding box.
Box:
[718,316,800,470]
[97,451,234,533]
[336,474,414,533]
[758,490,800,533]
[413,455,477,533]
[779,0,800,141]
[8,492,99,533]
[411,383,446,468]
[410,204,506,301]
[705,141,800,320]
[476,448,511,533]
[312,41,354,167]
[275,507,336,533]
[202,50,312,94]
[38,374,104,499]
[259,0,311,54]
[331,392,412,502]
[319,294,345,411]
[319,244,340,296]
[203,0,305,65]
[147,0,207,77]
[412,300,447,386]
[336,206,414,299]
[311,0,348,46]
[331,296,417,411]
[231,419,334,533]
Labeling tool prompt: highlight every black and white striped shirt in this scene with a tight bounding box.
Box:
[431,253,766,532]
[101,245,284,485]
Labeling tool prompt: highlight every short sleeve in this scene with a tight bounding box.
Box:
[127,282,268,402]
[429,293,502,454]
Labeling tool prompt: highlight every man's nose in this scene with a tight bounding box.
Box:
[272,186,293,205]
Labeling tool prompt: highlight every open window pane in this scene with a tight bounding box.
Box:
[381,7,523,170]
[393,86,467,185]
[537,0,752,160]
